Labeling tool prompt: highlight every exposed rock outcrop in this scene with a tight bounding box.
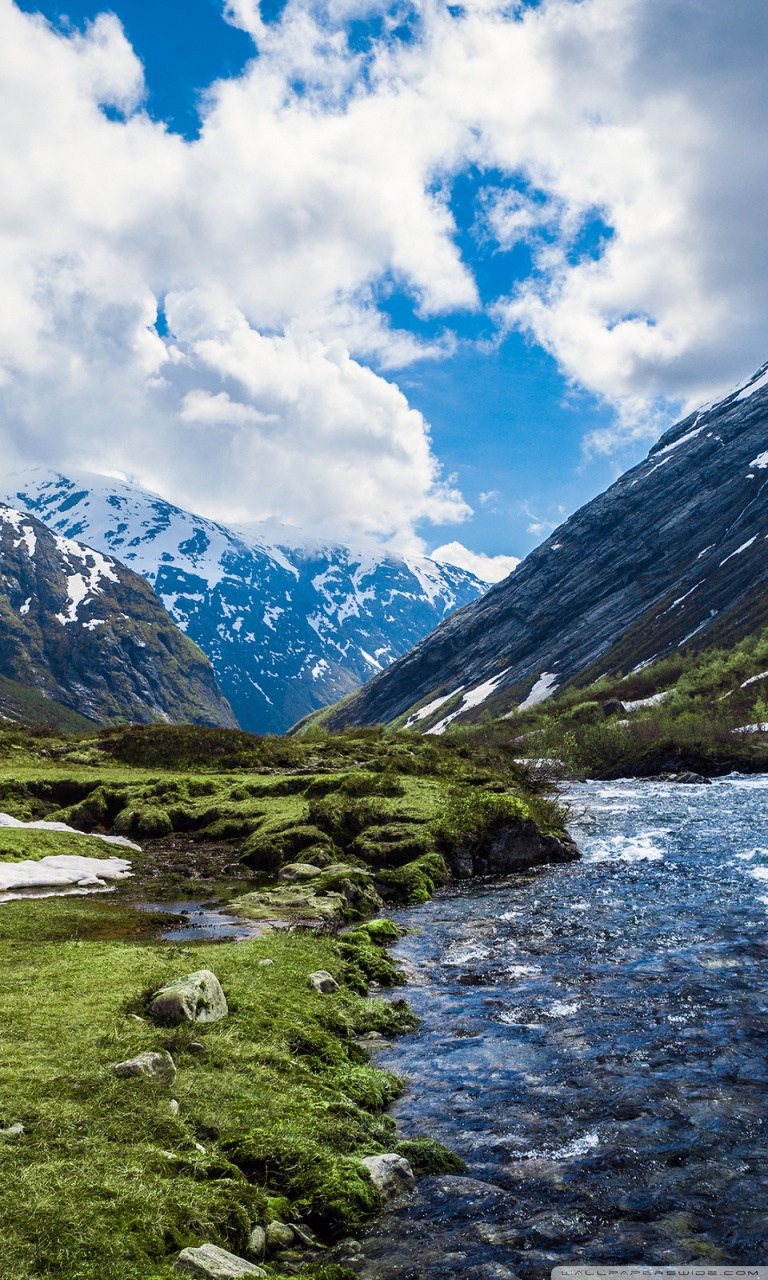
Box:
[444,821,579,879]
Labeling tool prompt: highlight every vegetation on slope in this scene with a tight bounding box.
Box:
[463,624,768,777]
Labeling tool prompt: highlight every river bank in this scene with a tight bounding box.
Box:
[0,723,573,1280]
[326,775,768,1278]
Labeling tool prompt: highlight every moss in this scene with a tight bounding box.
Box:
[393,1137,466,1175]
[0,826,120,863]
[241,825,337,873]
[374,851,449,904]
[0,919,420,1277]
[335,921,404,991]
[433,790,531,845]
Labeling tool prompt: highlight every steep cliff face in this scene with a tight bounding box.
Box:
[1,470,485,734]
[0,505,236,728]
[323,363,768,732]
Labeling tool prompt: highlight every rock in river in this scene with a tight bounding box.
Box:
[150,970,228,1026]
[175,1242,265,1277]
[361,1153,415,1202]
[110,1050,176,1084]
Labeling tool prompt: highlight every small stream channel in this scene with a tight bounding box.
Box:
[329,776,768,1279]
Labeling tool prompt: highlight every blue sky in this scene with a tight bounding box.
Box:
[3,0,767,576]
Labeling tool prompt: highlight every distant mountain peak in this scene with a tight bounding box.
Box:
[2,469,487,734]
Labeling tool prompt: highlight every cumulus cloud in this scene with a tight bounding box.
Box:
[0,0,767,544]
[431,541,520,583]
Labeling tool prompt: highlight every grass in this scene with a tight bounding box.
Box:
[0,827,126,862]
[0,721,569,1278]
[0,899,416,1280]
[464,620,768,777]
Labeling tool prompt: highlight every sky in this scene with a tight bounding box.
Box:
[2,0,768,580]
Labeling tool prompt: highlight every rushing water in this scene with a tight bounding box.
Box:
[334,776,768,1279]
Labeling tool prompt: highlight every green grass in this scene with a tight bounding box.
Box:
[0,899,417,1280]
[0,827,120,862]
[0,721,567,1279]
[466,620,768,777]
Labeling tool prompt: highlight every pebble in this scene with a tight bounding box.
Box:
[308,970,339,994]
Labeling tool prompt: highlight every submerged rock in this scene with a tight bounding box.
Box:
[308,970,339,994]
[361,1152,415,1202]
[445,820,579,879]
[150,970,228,1026]
[110,1050,176,1084]
[175,1242,265,1277]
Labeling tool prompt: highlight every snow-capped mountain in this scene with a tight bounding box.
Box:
[1,470,486,734]
[323,362,768,732]
[0,503,235,728]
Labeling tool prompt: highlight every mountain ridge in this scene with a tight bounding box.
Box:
[319,362,768,733]
[0,503,236,728]
[1,470,486,734]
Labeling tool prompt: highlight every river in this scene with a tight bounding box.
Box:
[332,776,768,1279]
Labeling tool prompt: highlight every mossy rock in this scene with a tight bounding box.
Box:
[113,804,173,838]
[393,1137,466,1175]
[374,852,449,904]
[241,824,336,872]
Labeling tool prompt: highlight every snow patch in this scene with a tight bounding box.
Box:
[518,671,559,711]
[0,854,133,897]
[404,690,462,728]
[736,368,768,401]
[719,536,756,567]
[750,451,768,469]
[427,668,512,735]
[623,690,670,712]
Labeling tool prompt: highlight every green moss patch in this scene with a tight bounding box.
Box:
[0,918,416,1279]
[0,826,120,863]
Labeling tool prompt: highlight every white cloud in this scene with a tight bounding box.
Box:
[0,0,767,542]
[431,540,519,583]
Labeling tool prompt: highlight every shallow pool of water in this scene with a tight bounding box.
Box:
[137,901,265,942]
[335,776,768,1278]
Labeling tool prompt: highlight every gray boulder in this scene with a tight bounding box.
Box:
[308,970,339,994]
[175,1243,266,1277]
[110,1050,176,1085]
[150,970,228,1026]
[361,1153,415,1202]
[247,1226,266,1260]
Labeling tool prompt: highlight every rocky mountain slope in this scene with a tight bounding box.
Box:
[1,471,485,734]
[321,363,768,732]
[0,504,236,728]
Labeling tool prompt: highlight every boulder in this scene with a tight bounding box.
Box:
[278,862,323,882]
[0,1121,24,1136]
[175,1243,265,1277]
[110,1050,176,1085]
[445,820,579,879]
[308,970,339,994]
[290,1223,318,1248]
[265,1221,295,1251]
[247,1226,266,1261]
[150,970,228,1026]
[361,1153,415,1202]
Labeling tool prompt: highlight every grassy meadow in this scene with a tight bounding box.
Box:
[0,721,564,1279]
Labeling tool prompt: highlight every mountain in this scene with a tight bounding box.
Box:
[0,503,236,729]
[320,362,768,732]
[1,471,486,734]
